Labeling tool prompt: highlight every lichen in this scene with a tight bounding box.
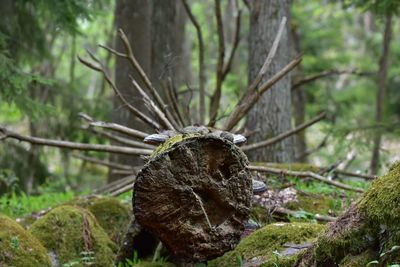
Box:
[66,196,131,244]
[29,205,117,267]
[0,215,52,267]
[208,222,325,267]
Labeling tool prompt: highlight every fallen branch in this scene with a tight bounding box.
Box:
[248,165,364,193]
[83,125,155,150]
[73,154,133,170]
[182,0,206,124]
[0,126,152,155]
[242,112,326,152]
[94,175,136,194]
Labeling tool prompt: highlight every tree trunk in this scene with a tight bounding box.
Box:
[118,136,252,264]
[245,0,294,163]
[110,0,186,182]
[370,14,392,175]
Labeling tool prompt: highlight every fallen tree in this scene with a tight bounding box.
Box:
[295,161,400,266]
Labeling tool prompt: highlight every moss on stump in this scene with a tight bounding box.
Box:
[29,205,117,267]
[0,215,52,267]
[295,162,400,266]
[208,222,325,267]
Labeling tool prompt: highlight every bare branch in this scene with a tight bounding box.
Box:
[73,154,133,170]
[0,126,152,155]
[78,55,161,130]
[182,0,206,124]
[115,30,180,130]
[242,112,326,152]
[292,69,375,91]
[83,125,155,150]
[94,175,136,194]
[223,56,302,131]
[131,78,176,130]
[248,165,364,193]
[163,79,186,127]
[78,113,149,140]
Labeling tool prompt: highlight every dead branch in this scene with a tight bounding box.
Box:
[295,132,330,161]
[222,5,241,79]
[208,0,225,126]
[248,165,364,193]
[78,55,161,130]
[335,169,376,180]
[94,175,136,194]
[78,112,148,140]
[115,30,180,130]
[182,0,206,124]
[83,125,155,150]
[242,112,326,152]
[163,79,187,127]
[131,78,175,130]
[0,126,152,155]
[223,56,302,131]
[292,69,375,91]
[73,154,133,170]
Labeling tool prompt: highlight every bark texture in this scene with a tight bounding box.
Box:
[134,136,252,262]
[245,0,294,163]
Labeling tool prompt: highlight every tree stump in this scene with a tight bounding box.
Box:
[133,135,252,262]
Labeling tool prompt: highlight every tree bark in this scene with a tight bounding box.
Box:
[245,0,294,163]
[370,14,392,175]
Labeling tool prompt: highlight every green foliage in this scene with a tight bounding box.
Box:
[344,0,400,15]
[0,190,75,219]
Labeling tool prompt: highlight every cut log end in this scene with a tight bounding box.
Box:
[134,136,252,262]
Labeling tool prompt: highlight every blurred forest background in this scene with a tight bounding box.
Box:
[0,0,399,202]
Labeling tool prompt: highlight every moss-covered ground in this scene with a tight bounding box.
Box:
[208,222,325,267]
[0,215,52,267]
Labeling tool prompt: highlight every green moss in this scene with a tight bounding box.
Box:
[63,196,131,244]
[338,249,377,267]
[359,162,400,227]
[209,222,325,267]
[285,192,341,216]
[29,205,117,267]
[0,215,51,267]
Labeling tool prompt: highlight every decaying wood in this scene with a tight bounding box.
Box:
[133,136,252,262]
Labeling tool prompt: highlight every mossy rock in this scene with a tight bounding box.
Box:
[64,196,131,244]
[338,249,377,267]
[208,222,325,267]
[29,205,117,267]
[0,215,51,267]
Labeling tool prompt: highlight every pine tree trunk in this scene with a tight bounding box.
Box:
[245,0,294,163]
